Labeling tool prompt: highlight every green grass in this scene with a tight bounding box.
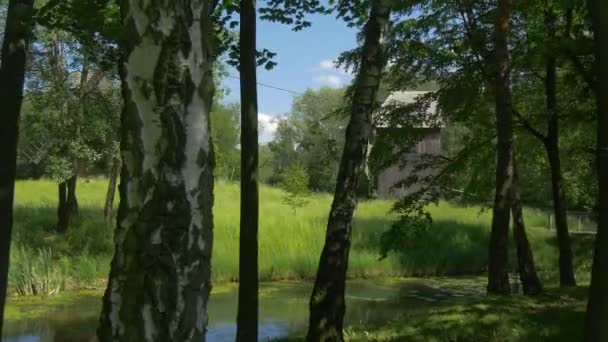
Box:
[345,287,588,342]
[276,286,589,342]
[9,179,593,294]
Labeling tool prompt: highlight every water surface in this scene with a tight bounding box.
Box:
[2,278,485,341]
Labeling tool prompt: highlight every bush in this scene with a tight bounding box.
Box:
[279,163,311,214]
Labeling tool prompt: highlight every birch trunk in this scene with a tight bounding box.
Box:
[97,1,216,341]
[307,1,391,340]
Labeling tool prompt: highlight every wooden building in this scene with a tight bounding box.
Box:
[372,91,443,199]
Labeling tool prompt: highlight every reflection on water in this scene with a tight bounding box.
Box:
[2,278,484,342]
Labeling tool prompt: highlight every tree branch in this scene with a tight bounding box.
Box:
[512,108,547,143]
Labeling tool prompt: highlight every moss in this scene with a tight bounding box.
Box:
[4,290,102,321]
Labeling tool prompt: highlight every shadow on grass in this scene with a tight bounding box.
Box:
[275,287,588,342]
[353,218,491,276]
[12,205,114,256]
[392,287,586,342]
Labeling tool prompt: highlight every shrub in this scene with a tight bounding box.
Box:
[279,163,311,214]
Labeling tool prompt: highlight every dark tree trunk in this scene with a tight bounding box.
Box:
[56,173,79,233]
[104,156,120,220]
[57,181,67,229]
[0,1,34,337]
[584,0,608,340]
[546,144,576,286]
[236,0,259,340]
[307,1,391,340]
[487,0,514,296]
[511,160,543,296]
[97,0,216,341]
[543,9,577,287]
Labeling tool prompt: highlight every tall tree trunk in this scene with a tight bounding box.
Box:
[54,48,87,234]
[544,7,576,287]
[546,144,576,285]
[56,173,79,233]
[511,160,543,296]
[307,1,391,340]
[97,1,216,341]
[104,156,121,220]
[487,0,514,296]
[584,0,608,340]
[236,0,259,341]
[0,0,34,337]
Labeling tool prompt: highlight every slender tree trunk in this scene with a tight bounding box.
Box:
[487,0,514,296]
[97,1,216,341]
[0,1,34,336]
[57,180,67,230]
[584,0,608,340]
[53,48,86,233]
[307,1,391,340]
[236,0,259,341]
[57,173,79,233]
[67,172,78,211]
[511,160,543,296]
[546,144,576,286]
[104,156,120,220]
[543,8,577,287]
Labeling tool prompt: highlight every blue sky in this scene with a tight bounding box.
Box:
[220,12,358,142]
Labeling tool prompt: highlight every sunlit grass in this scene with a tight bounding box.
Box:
[9,179,590,293]
[276,286,588,342]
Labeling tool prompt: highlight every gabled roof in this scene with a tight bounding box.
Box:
[376,91,443,129]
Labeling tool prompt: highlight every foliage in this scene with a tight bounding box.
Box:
[34,0,122,71]
[380,202,432,259]
[211,102,240,181]
[267,87,347,192]
[279,163,311,213]
[17,23,121,181]
[362,0,599,267]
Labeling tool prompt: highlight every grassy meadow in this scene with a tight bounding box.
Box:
[8,179,593,295]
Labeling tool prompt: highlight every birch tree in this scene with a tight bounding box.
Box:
[307,1,392,340]
[97,0,216,340]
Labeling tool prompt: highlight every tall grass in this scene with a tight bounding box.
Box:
[9,247,68,296]
[9,179,586,294]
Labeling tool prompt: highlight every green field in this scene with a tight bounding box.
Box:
[8,179,593,295]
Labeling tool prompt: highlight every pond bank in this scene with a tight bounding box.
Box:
[3,277,489,341]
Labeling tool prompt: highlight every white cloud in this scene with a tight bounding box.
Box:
[258,113,282,144]
[319,59,336,70]
[315,59,351,76]
[313,74,343,88]
[311,59,352,88]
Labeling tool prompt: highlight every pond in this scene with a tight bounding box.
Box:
[2,277,486,342]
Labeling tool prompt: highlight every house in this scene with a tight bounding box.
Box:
[371,91,443,199]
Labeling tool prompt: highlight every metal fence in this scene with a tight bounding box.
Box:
[546,211,597,233]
